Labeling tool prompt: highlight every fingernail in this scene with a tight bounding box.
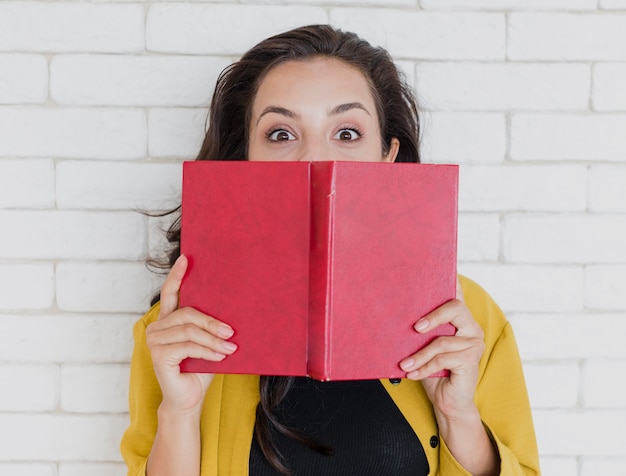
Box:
[415,319,429,333]
[218,325,234,339]
[223,342,237,353]
[407,370,419,380]
[400,358,414,371]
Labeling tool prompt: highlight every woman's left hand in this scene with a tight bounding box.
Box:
[399,278,485,419]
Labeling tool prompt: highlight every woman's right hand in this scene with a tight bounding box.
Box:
[145,254,238,415]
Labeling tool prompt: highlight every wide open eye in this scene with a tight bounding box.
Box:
[267,129,296,142]
[334,128,361,141]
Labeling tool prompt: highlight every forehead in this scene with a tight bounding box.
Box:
[252,57,376,111]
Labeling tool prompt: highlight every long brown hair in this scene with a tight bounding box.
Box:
[151,24,421,475]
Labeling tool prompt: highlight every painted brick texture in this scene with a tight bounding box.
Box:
[1,2,625,475]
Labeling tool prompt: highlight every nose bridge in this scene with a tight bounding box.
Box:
[298,135,328,162]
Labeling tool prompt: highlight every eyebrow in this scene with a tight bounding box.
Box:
[330,102,371,116]
[256,106,297,126]
[255,102,371,126]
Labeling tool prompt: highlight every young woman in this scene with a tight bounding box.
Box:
[121,25,540,476]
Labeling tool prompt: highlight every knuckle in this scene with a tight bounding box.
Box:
[451,298,465,310]
[145,323,158,342]
[181,323,198,340]
[475,339,486,354]
[429,353,446,370]
[208,318,223,335]
[431,336,448,353]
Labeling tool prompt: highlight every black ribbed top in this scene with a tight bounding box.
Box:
[249,378,429,475]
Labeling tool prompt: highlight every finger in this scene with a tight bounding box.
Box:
[147,319,237,356]
[404,344,483,381]
[413,299,480,338]
[158,254,188,320]
[151,341,232,366]
[400,335,484,374]
[149,307,234,339]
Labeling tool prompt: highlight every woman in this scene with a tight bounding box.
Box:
[121,25,540,476]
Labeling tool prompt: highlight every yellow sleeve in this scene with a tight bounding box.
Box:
[438,277,541,475]
[120,304,162,476]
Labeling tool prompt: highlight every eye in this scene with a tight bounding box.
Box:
[334,128,361,141]
[267,129,295,142]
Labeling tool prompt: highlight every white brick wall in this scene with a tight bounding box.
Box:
[1,1,624,473]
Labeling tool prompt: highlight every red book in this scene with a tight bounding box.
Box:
[179,161,458,380]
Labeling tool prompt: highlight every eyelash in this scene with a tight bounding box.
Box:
[335,126,363,141]
[265,127,294,142]
[264,125,364,142]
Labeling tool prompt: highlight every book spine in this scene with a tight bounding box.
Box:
[307,162,336,381]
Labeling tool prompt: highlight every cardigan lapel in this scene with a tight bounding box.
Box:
[381,379,440,474]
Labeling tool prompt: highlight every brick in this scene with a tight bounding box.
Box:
[593,63,626,111]
[244,0,413,5]
[331,10,504,60]
[461,165,586,212]
[0,211,146,260]
[420,112,506,164]
[508,313,626,360]
[51,55,231,107]
[511,114,626,161]
[60,463,126,476]
[0,365,57,412]
[583,360,626,407]
[523,362,579,409]
[421,0,597,9]
[0,314,135,363]
[0,263,54,310]
[582,459,626,475]
[585,265,626,310]
[601,0,626,6]
[509,13,626,61]
[503,214,626,264]
[539,457,578,476]
[0,159,54,208]
[0,54,47,104]
[0,414,127,461]
[457,213,500,262]
[458,264,584,312]
[0,464,55,476]
[56,161,182,211]
[589,165,626,212]
[533,409,626,455]
[0,108,146,159]
[148,108,208,159]
[61,364,129,413]
[56,262,160,313]
[147,4,328,54]
[0,3,143,53]
[415,63,589,111]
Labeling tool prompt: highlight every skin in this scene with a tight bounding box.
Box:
[146,58,498,476]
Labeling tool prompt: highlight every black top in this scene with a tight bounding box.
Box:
[249,378,429,475]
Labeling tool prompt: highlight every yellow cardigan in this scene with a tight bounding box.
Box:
[121,276,540,475]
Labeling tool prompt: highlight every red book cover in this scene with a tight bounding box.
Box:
[180,161,458,380]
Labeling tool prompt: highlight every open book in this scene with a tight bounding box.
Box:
[180,161,458,380]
